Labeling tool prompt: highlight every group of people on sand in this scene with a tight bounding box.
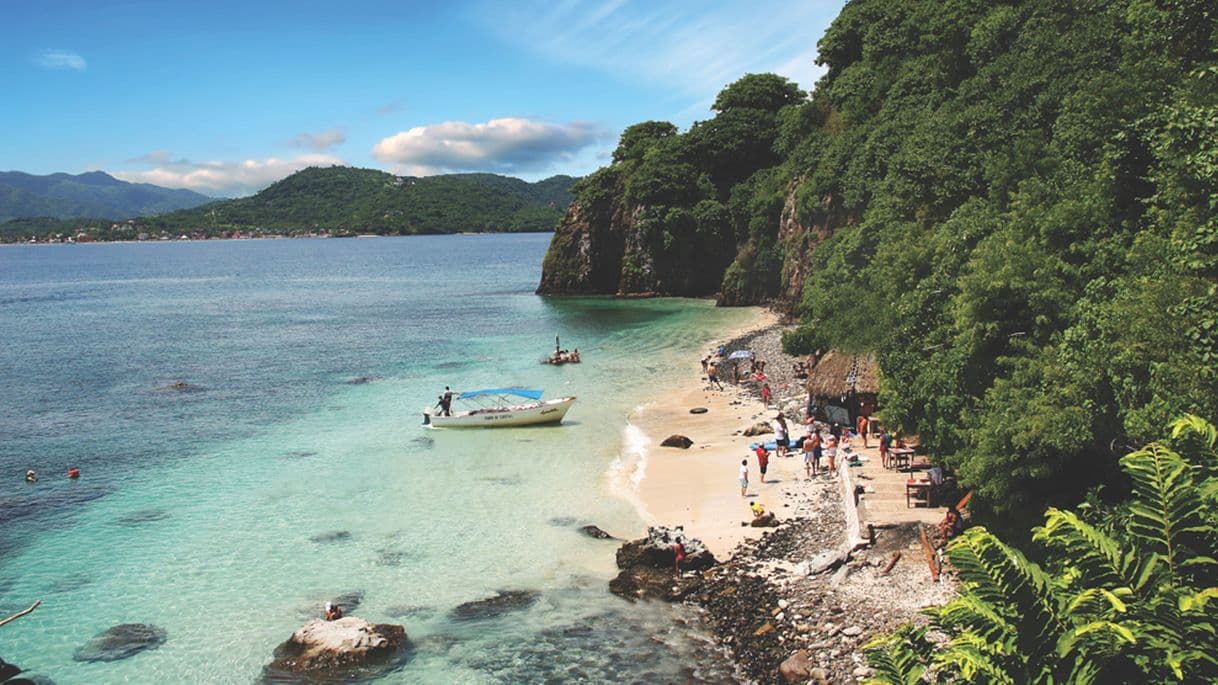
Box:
[740,415,864,496]
[700,347,769,392]
[23,468,80,484]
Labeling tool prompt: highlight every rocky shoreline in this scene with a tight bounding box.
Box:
[620,318,957,684]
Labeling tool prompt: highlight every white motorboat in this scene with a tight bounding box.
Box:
[423,388,576,428]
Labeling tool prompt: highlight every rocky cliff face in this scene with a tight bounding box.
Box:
[536,199,633,295]
[539,174,840,310]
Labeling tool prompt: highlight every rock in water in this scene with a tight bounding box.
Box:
[266,617,409,676]
[660,435,694,449]
[743,422,773,436]
[73,624,167,662]
[779,650,815,684]
[450,590,540,620]
[609,526,716,601]
[578,525,615,540]
[310,530,352,544]
[330,591,365,613]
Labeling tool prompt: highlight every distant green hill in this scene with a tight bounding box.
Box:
[0,170,213,222]
[141,167,578,234]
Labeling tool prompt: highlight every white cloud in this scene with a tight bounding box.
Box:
[472,0,840,116]
[34,49,87,71]
[114,153,343,197]
[372,117,605,174]
[288,129,346,151]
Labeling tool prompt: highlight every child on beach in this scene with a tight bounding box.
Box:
[761,382,771,408]
[802,431,816,478]
[739,459,749,496]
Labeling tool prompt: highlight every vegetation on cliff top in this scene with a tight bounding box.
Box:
[547,0,1218,532]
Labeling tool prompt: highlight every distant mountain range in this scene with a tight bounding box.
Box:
[0,167,580,241]
[0,170,213,222]
[143,166,578,234]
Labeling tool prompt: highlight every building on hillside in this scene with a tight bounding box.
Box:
[804,350,879,427]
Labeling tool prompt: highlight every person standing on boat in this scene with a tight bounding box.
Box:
[437,386,454,417]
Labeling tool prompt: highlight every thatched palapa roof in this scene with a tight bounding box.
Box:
[805,351,879,397]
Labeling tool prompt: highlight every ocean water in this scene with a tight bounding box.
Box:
[0,235,755,684]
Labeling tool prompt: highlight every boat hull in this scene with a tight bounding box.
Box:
[424,396,576,428]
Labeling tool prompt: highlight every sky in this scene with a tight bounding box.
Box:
[0,0,844,197]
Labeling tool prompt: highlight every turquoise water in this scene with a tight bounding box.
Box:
[0,235,754,683]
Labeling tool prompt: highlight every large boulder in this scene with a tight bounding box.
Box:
[578,524,615,540]
[750,512,779,527]
[73,623,167,662]
[743,422,772,436]
[660,434,694,449]
[609,527,717,601]
[266,617,409,677]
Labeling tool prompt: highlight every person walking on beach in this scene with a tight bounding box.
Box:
[708,362,723,390]
[754,444,770,484]
[825,434,838,472]
[857,415,869,448]
[739,459,749,496]
[879,430,891,468]
[802,430,817,478]
[700,355,709,374]
[761,382,771,408]
[772,414,789,457]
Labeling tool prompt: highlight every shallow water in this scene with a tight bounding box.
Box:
[0,235,753,683]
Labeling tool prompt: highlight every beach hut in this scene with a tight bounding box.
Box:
[804,351,879,426]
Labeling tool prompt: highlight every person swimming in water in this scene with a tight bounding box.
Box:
[324,602,343,621]
[25,470,37,483]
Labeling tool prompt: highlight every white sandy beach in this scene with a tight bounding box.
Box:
[612,308,829,559]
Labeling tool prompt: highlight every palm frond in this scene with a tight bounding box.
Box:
[1121,443,1207,581]
[1035,508,1129,587]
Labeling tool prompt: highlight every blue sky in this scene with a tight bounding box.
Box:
[1,1,844,197]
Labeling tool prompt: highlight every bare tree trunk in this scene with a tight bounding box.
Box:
[0,600,41,628]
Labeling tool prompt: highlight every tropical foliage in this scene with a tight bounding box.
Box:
[554,0,1218,528]
[864,415,1218,684]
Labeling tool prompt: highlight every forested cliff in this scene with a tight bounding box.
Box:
[539,0,1218,528]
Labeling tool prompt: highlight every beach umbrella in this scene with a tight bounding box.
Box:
[727,350,752,360]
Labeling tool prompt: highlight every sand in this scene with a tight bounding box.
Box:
[613,308,821,559]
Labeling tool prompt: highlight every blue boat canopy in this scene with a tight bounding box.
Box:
[458,388,544,400]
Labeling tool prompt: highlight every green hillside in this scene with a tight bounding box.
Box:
[142,167,577,234]
[0,170,213,222]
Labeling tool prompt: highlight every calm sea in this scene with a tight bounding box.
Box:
[0,235,754,683]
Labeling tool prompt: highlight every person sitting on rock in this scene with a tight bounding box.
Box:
[324,602,343,621]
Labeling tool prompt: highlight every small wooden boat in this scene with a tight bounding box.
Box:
[423,388,576,428]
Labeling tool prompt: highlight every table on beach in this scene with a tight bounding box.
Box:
[905,479,933,507]
[889,447,916,471]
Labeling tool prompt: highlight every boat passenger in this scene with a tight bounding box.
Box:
[437,386,454,416]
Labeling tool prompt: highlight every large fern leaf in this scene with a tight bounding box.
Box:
[1035,508,1129,587]
[1121,443,1209,582]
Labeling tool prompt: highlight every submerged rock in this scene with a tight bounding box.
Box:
[344,376,376,385]
[154,380,202,393]
[547,516,579,527]
[578,525,615,540]
[329,591,364,614]
[114,509,170,527]
[73,623,167,662]
[265,617,409,677]
[450,590,540,621]
[309,530,352,544]
[660,435,694,449]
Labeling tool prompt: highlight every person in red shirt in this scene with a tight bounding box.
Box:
[755,444,770,484]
